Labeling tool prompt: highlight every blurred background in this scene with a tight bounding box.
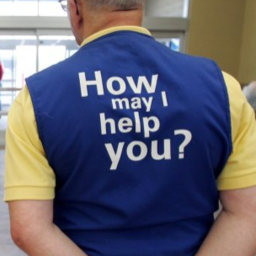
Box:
[0,0,255,255]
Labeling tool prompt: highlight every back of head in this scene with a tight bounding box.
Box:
[87,0,145,10]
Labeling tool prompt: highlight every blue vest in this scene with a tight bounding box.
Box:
[26,31,232,256]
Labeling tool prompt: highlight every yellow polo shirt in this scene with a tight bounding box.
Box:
[4,27,256,201]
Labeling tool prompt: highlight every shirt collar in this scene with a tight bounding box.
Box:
[80,26,151,47]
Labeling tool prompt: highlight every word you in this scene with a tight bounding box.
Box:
[105,129,192,170]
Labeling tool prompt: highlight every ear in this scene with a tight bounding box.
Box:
[68,0,84,44]
[69,0,83,30]
[74,0,80,15]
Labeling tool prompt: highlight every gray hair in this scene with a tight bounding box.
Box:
[87,0,145,10]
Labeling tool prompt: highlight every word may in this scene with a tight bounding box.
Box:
[112,97,153,112]
[79,71,158,97]
[105,130,192,170]
[100,111,160,138]
[112,91,169,112]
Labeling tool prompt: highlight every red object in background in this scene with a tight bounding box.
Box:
[0,62,3,81]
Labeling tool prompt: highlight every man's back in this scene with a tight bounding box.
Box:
[26,28,231,255]
[4,0,256,254]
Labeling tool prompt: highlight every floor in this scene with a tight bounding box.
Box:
[0,150,26,256]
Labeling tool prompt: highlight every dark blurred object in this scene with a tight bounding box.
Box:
[243,81,256,109]
[0,61,3,81]
[243,81,256,118]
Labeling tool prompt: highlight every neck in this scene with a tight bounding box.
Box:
[82,7,144,40]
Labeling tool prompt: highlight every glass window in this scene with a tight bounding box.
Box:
[39,0,66,17]
[0,35,36,109]
[0,0,37,16]
[157,38,181,52]
[0,0,65,16]
[0,32,79,114]
[0,1,13,16]
[38,35,78,70]
[145,0,190,18]
[152,31,185,52]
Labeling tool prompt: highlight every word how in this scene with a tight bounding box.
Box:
[79,71,158,97]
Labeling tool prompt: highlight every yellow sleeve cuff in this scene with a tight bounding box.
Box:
[218,172,256,191]
[4,186,55,202]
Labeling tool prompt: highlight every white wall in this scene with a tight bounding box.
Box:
[238,0,256,84]
[145,0,188,17]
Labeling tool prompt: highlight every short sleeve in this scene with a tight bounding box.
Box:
[217,72,256,190]
[4,86,55,201]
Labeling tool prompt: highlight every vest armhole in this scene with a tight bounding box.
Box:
[211,61,233,157]
[26,78,46,151]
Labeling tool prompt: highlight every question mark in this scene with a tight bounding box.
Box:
[174,129,192,159]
